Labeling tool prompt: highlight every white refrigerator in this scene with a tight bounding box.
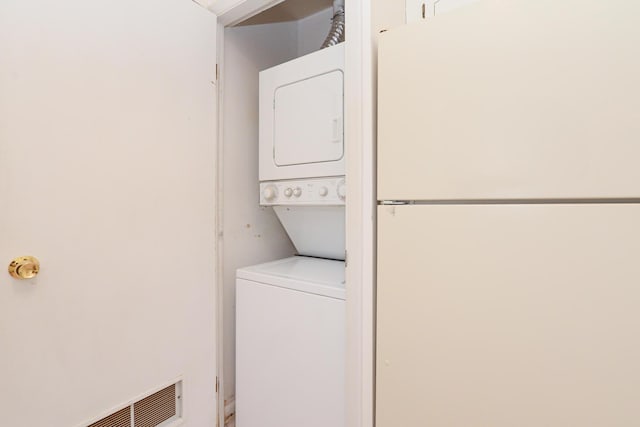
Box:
[376,1,640,426]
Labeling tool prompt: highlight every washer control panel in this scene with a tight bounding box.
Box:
[260,177,346,206]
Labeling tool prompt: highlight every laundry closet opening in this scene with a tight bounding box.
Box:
[218,0,347,425]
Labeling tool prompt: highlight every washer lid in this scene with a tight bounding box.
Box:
[236,256,346,300]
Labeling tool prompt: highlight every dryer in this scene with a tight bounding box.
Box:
[259,43,346,261]
[259,43,345,182]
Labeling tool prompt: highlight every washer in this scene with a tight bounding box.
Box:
[236,256,345,427]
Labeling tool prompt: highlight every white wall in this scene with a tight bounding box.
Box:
[297,7,334,56]
[373,0,406,40]
[0,1,218,426]
[342,1,405,427]
[221,22,299,405]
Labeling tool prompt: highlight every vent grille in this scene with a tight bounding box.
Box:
[87,382,181,427]
[134,385,177,427]
[88,406,131,427]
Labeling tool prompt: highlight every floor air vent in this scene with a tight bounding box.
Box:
[134,384,177,427]
[87,382,182,427]
[88,406,131,427]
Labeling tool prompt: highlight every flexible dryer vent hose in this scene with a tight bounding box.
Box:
[321,0,345,49]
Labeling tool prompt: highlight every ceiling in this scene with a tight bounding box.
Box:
[236,0,333,26]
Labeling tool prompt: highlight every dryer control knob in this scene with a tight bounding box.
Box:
[263,186,277,201]
[284,188,293,198]
[337,181,346,201]
[293,187,302,197]
[318,186,328,197]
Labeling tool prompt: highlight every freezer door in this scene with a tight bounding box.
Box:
[378,0,640,201]
[377,204,640,427]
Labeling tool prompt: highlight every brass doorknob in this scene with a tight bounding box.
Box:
[8,256,40,280]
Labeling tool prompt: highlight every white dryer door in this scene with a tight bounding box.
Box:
[274,70,344,166]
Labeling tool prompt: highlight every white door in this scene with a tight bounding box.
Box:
[377,203,640,427]
[0,1,217,426]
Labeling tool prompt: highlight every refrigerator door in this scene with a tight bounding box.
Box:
[378,0,640,201]
[377,204,640,427]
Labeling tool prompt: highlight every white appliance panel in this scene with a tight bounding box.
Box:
[378,0,640,201]
[260,43,345,181]
[236,260,346,427]
[274,71,344,166]
[274,206,345,260]
[377,204,640,427]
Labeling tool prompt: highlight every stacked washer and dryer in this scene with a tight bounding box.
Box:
[236,44,346,427]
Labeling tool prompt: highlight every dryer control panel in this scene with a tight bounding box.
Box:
[260,177,346,206]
